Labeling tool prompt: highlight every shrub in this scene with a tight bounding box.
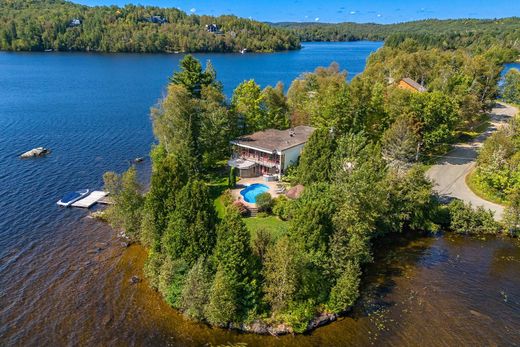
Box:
[229,167,237,188]
[256,192,273,212]
[273,195,292,220]
[447,200,501,235]
[232,201,249,216]
[221,189,234,207]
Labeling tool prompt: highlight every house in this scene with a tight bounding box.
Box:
[228,126,315,178]
[205,23,220,33]
[398,78,427,93]
[145,16,168,24]
[69,19,81,27]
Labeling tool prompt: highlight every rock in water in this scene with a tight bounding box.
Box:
[20,147,50,158]
[129,275,140,284]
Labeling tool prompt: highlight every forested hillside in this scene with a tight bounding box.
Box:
[0,0,300,53]
[275,18,520,52]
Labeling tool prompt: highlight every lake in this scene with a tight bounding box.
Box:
[1,41,520,346]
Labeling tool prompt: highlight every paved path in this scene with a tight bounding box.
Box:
[426,102,518,220]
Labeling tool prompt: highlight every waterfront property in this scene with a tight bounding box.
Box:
[228,126,315,178]
[398,77,427,92]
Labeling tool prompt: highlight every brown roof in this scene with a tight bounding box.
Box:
[231,126,315,153]
[401,78,427,92]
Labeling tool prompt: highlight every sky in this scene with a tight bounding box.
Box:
[75,0,520,24]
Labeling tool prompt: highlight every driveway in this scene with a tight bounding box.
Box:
[426,102,518,221]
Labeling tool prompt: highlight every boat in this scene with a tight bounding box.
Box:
[240,48,247,54]
[57,189,90,207]
[133,157,144,163]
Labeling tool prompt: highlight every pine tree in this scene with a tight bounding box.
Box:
[297,128,336,185]
[161,179,217,265]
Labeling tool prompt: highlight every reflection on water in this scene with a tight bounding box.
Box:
[6,229,519,346]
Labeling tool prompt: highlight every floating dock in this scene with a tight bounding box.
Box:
[72,191,108,208]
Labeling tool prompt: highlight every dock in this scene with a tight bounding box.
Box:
[72,191,108,208]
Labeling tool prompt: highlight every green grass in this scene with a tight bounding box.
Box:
[244,216,289,241]
[466,169,506,205]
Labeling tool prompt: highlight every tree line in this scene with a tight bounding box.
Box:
[275,18,520,54]
[0,0,300,53]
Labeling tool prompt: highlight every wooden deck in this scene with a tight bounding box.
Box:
[72,191,108,208]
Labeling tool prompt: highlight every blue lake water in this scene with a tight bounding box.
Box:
[0,41,382,344]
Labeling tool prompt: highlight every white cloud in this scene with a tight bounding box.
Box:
[350,11,356,15]
[377,14,382,17]
[314,17,320,21]
[190,8,196,13]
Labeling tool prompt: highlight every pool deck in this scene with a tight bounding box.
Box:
[231,177,283,208]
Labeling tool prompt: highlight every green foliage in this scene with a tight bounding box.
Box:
[157,256,190,308]
[327,261,361,313]
[272,195,292,220]
[209,207,259,323]
[263,236,300,314]
[297,128,336,185]
[255,192,273,212]
[102,166,144,240]
[502,68,520,104]
[161,179,216,265]
[0,0,300,53]
[447,200,501,235]
[287,63,353,131]
[381,116,419,172]
[229,167,237,188]
[275,18,520,54]
[473,117,520,201]
[205,266,240,326]
[503,189,520,236]
[231,80,289,134]
[179,258,213,320]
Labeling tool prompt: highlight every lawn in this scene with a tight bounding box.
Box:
[244,215,289,241]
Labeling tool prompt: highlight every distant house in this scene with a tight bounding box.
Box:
[228,126,315,178]
[145,16,168,24]
[205,23,220,33]
[69,19,81,27]
[398,78,427,93]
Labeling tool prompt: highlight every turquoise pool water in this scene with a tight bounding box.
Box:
[240,183,270,203]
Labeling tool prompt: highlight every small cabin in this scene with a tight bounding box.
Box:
[205,24,220,33]
[69,19,81,27]
[398,78,427,93]
[146,16,167,24]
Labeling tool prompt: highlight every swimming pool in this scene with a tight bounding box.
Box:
[240,183,270,203]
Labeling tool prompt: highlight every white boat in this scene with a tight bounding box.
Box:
[57,189,90,207]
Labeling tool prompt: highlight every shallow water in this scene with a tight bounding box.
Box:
[2,42,520,346]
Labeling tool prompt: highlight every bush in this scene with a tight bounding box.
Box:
[447,200,502,235]
[256,192,273,212]
[273,195,292,220]
[232,201,249,217]
[229,167,237,188]
[221,189,234,207]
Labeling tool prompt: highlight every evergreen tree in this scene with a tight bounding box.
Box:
[208,207,258,323]
[180,257,214,320]
[297,128,336,185]
[161,179,217,265]
[170,55,217,97]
